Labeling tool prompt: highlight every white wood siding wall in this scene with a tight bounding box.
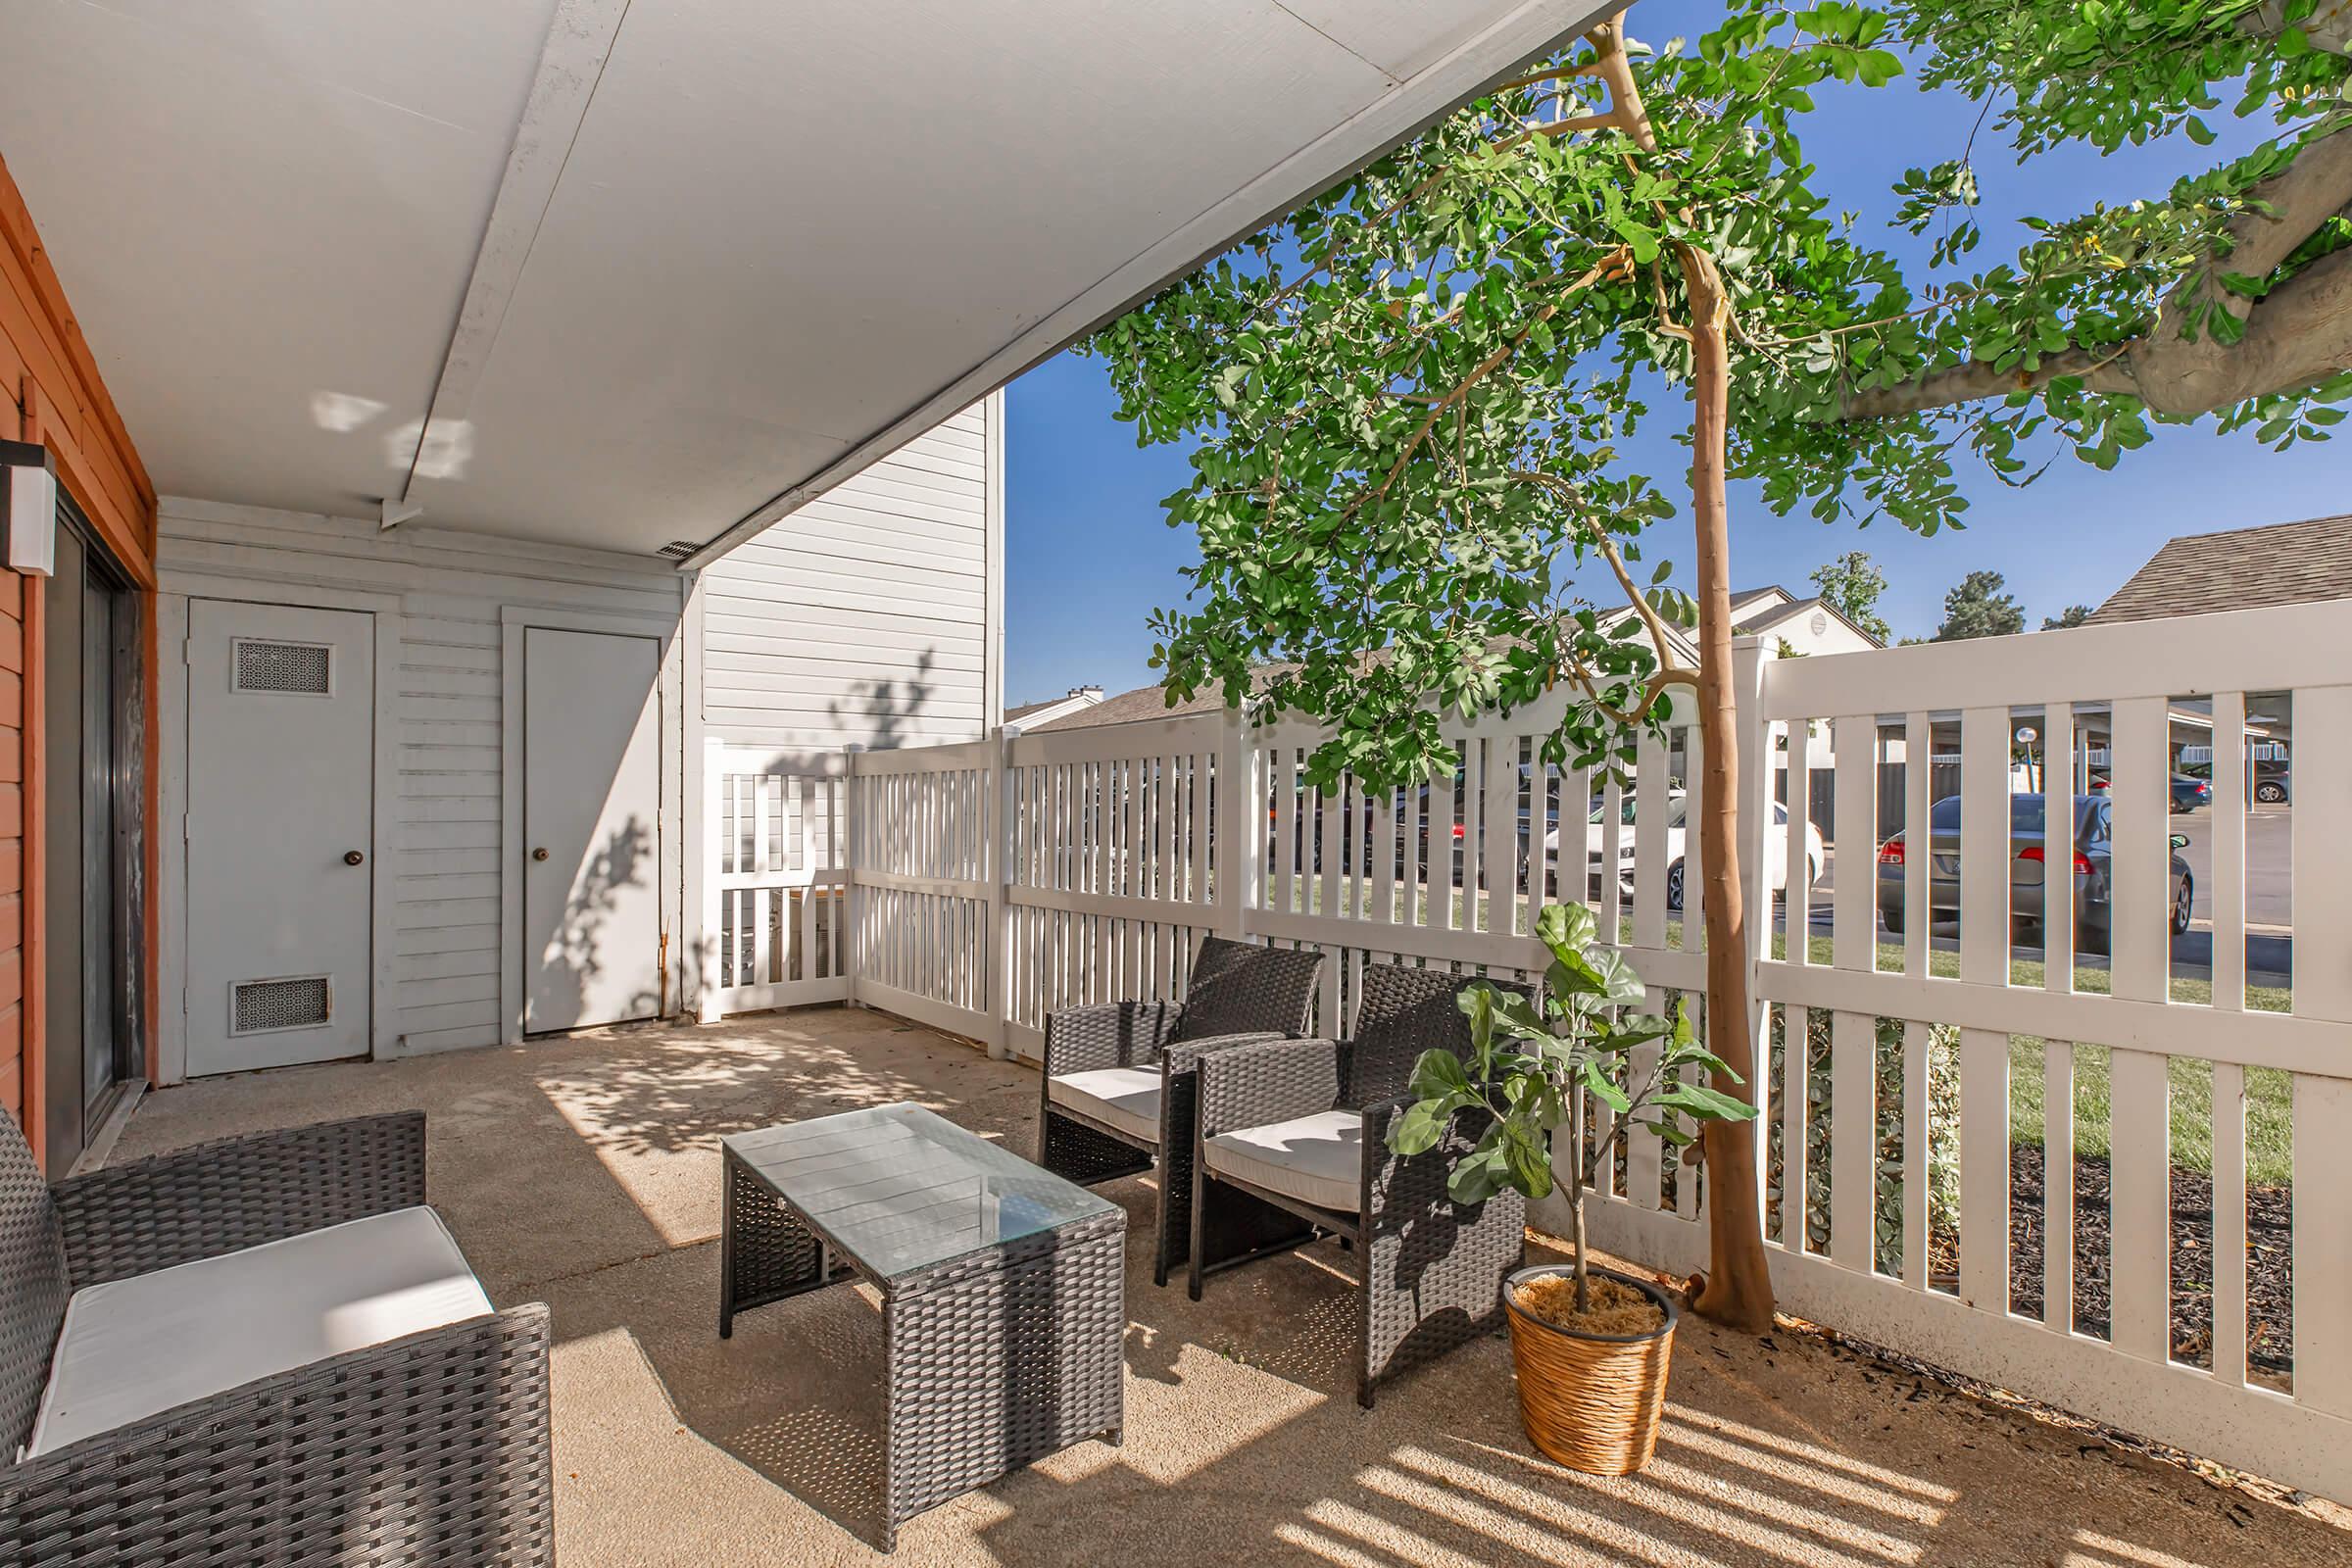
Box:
[697,394,1003,750]
[155,498,685,1064]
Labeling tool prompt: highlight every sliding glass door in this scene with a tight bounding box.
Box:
[41,497,142,1177]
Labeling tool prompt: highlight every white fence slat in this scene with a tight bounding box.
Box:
[2042,1038,2074,1333]
[1633,731,1668,952]
[1958,707,2008,985]
[2294,1075,2352,1414]
[1832,716,1873,970]
[752,776,773,985]
[2292,684,2352,1018]
[1485,738,1516,937]
[1433,743,1457,931]
[1957,1025,2009,1313]
[2043,703,2075,990]
[2108,696,2169,1004]
[2210,693,2246,1010]
[1903,710,1931,977]
[1324,766,1347,924]
[1523,753,1549,938]
[1628,984,1664,1210]
[1461,738,1485,929]
[1901,1019,1929,1292]
[1784,725,1811,963]
[1598,772,1624,944]
[1781,1004,1808,1249]
[1830,1006,1873,1273]
[2212,1059,2246,1388]
[1275,742,1298,916]
[2291,683,2352,1415]
[2107,1046,2171,1362]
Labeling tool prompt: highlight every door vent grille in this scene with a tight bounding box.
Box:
[233,639,332,695]
[232,976,330,1034]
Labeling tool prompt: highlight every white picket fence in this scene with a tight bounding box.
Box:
[697,612,2352,1500]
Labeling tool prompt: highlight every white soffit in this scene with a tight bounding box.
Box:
[0,1,1621,560]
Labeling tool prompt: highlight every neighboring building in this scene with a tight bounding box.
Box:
[1032,677,1236,732]
[1728,585,1886,656]
[1006,686,1105,729]
[2088,513,2352,625]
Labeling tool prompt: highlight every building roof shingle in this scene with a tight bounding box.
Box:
[2088,514,2352,626]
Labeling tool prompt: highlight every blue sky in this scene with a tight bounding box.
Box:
[1004,7,2352,707]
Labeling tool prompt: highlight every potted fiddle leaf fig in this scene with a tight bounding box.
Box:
[1386,901,1759,1475]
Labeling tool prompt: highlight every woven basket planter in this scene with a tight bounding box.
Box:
[1504,1262,1679,1475]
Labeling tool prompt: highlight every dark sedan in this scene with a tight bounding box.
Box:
[2085,772,2211,811]
[1876,794,2191,954]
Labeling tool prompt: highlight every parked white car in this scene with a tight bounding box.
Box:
[1544,791,1824,911]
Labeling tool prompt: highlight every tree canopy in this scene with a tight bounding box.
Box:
[1930,568,2028,640]
[1809,550,1893,643]
[1092,0,2351,794]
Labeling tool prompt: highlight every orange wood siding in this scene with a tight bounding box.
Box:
[0,148,157,1161]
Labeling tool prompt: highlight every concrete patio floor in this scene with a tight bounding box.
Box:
[113,1005,2348,1568]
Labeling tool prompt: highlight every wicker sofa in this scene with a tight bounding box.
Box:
[1190,963,1532,1406]
[0,1109,551,1566]
[1037,935,1324,1285]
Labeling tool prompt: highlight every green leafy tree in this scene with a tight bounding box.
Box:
[1931,569,2027,640]
[2043,604,2093,629]
[1094,0,2352,1329]
[1809,550,1893,643]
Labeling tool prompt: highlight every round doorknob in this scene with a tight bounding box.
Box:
[343,850,365,866]
[532,847,550,862]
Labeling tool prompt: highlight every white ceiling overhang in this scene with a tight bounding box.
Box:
[1,0,1622,564]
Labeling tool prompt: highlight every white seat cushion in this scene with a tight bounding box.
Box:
[1047,1065,1162,1145]
[1202,1109,1361,1213]
[28,1205,492,1456]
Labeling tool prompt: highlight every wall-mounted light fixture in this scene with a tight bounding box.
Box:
[0,438,56,576]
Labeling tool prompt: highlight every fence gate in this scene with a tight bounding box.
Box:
[697,743,848,1019]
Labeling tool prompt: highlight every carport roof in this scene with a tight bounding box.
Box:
[0,0,1622,565]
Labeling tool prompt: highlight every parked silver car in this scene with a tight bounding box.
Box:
[1875,794,2192,953]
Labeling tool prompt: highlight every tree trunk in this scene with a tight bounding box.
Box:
[1591,8,1776,1332]
[1681,245,1777,1333]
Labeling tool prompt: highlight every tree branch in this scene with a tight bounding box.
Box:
[1840,126,2352,421]
[2243,1,2352,57]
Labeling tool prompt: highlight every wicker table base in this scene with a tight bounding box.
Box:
[718,1108,1125,1550]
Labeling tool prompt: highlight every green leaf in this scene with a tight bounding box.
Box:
[1536,902,1597,956]
[1386,1098,1454,1156]
[1581,1058,1633,1113]
[1406,1049,1473,1102]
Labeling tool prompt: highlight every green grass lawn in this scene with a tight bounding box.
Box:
[1274,883,2297,1185]
[1765,927,2296,1186]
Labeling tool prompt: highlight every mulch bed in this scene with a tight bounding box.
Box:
[1927,1145,2294,1385]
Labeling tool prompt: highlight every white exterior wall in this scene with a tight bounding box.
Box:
[154,400,1005,1078]
[155,498,688,1078]
[695,393,1004,750]
[1748,604,1880,659]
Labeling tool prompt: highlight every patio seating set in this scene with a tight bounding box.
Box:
[0,936,1528,1560]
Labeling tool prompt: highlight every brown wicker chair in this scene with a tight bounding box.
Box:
[1190,962,1532,1406]
[1038,934,1324,1285]
[0,1109,551,1566]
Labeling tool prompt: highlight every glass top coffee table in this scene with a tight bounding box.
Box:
[718,1103,1125,1549]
